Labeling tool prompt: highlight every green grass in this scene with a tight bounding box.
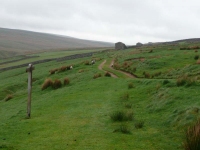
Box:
[1,44,200,149]
[0,49,102,69]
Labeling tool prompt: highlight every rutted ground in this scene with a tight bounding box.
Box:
[98,59,136,78]
[98,60,118,78]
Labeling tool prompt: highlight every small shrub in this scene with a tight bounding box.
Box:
[63,78,70,85]
[177,77,187,87]
[135,121,144,129]
[163,79,170,85]
[184,119,200,150]
[53,79,62,89]
[42,78,53,90]
[128,83,134,89]
[104,72,111,77]
[4,94,13,101]
[194,55,199,60]
[93,73,102,79]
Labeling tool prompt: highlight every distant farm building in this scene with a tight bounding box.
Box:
[115,42,127,50]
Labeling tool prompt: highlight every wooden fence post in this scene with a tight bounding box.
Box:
[26,64,35,118]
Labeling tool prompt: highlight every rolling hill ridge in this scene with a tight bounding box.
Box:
[0,28,114,58]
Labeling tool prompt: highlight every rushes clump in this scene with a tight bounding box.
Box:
[63,78,70,85]
[194,55,199,60]
[184,119,200,150]
[121,92,129,101]
[104,72,111,77]
[134,121,144,129]
[4,94,13,101]
[53,79,62,89]
[128,83,134,89]
[110,111,133,122]
[163,79,170,85]
[93,73,102,79]
[114,125,131,134]
[41,78,53,90]
[176,75,196,87]
[125,103,132,109]
[59,66,67,72]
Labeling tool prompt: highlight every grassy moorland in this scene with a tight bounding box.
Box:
[0,49,104,69]
[1,43,200,149]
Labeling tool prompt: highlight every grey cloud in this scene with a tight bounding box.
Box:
[0,0,200,44]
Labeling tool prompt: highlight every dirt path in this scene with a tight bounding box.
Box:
[98,60,118,78]
[109,60,136,78]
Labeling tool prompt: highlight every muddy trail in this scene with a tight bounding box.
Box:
[98,60,136,78]
[98,60,118,78]
[109,60,136,78]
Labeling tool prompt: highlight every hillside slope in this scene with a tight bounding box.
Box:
[0,28,114,58]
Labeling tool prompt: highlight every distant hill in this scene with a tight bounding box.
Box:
[0,28,114,58]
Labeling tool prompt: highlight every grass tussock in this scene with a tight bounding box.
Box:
[53,79,62,89]
[134,121,144,129]
[143,72,151,78]
[125,103,132,109]
[104,72,111,77]
[49,69,57,75]
[110,110,133,122]
[176,75,197,87]
[128,83,134,89]
[41,78,53,90]
[184,119,200,150]
[196,60,200,64]
[63,78,70,85]
[114,125,131,134]
[59,66,67,72]
[120,92,129,101]
[163,79,170,85]
[78,69,85,73]
[194,55,199,60]
[84,60,90,65]
[4,94,13,101]
[93,73,102,79]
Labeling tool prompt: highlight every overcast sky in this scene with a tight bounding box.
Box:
[1,0,200,45]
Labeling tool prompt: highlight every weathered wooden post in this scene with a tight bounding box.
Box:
[26,64,35,118]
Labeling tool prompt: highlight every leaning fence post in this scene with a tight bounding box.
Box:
[26,64,35,118]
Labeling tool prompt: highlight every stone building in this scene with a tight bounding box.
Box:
[115,42,127,50]
[136,42,143,47]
